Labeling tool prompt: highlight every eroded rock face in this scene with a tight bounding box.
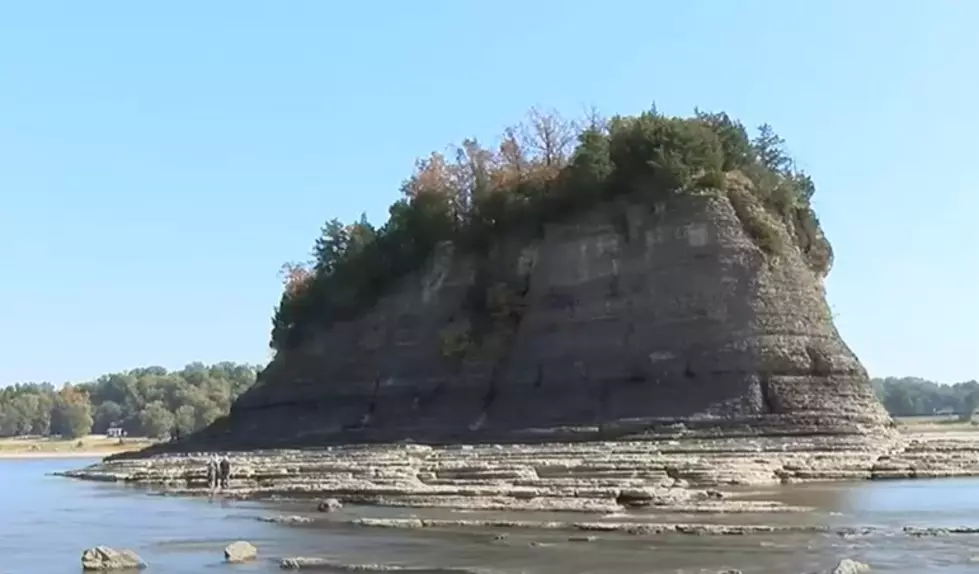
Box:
[185,189,889,450]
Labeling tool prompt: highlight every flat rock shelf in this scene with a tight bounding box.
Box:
[59,429,979,521]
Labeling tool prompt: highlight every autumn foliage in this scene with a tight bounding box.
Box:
[270,106,820,351]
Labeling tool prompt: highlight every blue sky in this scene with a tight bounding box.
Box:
[1,1,976,385]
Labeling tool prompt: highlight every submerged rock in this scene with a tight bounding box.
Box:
[316,498,343,512]
[258,515,314,525]
[80,546,146,571]
[279,557,423,571]
[224,540,257,563]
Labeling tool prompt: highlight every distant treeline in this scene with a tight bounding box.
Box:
[0,362,258,439]
[1,367,973,439]
[872,377,979,418]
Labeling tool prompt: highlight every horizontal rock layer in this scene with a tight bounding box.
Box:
[172,186,889,451]
[63,431,979,515]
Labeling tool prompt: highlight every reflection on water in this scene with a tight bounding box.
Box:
[3,458,979,573]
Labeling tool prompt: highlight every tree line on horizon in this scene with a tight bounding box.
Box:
[872,376,979,419]
[1,365,975,440]
[0,362,258,440]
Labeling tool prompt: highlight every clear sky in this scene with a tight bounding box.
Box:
[1,1,976,386]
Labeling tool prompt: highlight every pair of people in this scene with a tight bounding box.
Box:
[206,456,231,490]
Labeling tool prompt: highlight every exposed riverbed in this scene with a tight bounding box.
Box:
[34,429,979,572]
[5,457,979,573]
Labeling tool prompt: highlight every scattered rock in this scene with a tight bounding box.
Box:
[258,515,314,525]
[280,557,401,570]
[316,498,343,512]
[224,540,258,563]
[279,557,484,571]
[81,546,146,571]
[837,527,875,539]
[831,558,871,574]
[904,526,949,537]
[280,557,319,570]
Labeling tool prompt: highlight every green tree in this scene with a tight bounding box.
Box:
[0,362,259,439]
[961,391,979,422]
[173,404,197,435]
[51,385,93,439]
[93,400,124,433]
[313,219,350,276]
[140,401,175,439]
[752,123,791,173]
[872,377,979,416]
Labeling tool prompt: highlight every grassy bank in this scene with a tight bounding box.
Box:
[0,434,158,458]
[894,415,979,432]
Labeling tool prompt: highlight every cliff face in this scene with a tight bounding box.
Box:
[219,183,889,448]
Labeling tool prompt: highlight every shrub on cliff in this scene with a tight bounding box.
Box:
[271,106,822,351]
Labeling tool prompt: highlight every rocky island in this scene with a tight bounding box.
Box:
[61,108,979,560]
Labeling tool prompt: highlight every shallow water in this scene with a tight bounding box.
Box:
[3,458,979,573]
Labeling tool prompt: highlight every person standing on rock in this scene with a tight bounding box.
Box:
[219,456,231,490]
[206,456,219,490]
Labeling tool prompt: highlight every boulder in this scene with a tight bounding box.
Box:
[224,540,258,563]
[316,498,343,512]
[832,559,871,574]
[80,546,146,571]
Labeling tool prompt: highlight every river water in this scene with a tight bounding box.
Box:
[4,458,979,573]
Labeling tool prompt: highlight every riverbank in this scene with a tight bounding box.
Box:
[0,435,157,459]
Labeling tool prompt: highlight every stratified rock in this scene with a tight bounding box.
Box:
[80,546,146,571]
[831,558,871,574]
[316,498,343,512]
[158,184,888,453]
[224,540,257,563]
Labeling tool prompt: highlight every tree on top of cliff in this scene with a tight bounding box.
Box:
[270,106,824,352]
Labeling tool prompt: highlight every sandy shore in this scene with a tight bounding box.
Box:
[0,450,126,460]
[0,435,157,460]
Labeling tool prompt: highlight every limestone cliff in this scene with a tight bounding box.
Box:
[198,179,889,449]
